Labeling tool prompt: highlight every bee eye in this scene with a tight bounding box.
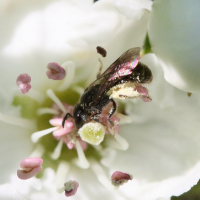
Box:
[74,114,84,129]
[73,104,85,128]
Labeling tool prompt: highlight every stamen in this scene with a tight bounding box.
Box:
[108,126,129,150]
[188,92,192,97]
[0,113,36,129]
[26,89,45,103]
[46,62,66,80]
[85,62,99,86]
[114,134,129,151]
[96,46,107,57]
[75,140,90,169]
[46,89,67,113]
[37,108,59,115]
[111,171,133,187]
[17,157,43,180]
[90,159,113,190]
[117,113,132,124]
[57,61,75,91]
[55,161,70,193]
[49,118,74,137]
[31,127,58,143]
[51,139,64,160]
[16,73,31,94]
[29,144,44,158]
[64,180,79,197]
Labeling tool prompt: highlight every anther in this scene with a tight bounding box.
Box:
[64,180,79,197]
[46,62,66,80]
[16,73,31,94]
[17,157,43,180]
[111,171,133,187]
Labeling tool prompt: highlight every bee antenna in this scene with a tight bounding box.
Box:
[62,113,73,128]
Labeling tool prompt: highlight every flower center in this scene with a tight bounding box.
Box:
[11,81,131,175]
[31,88,104,173]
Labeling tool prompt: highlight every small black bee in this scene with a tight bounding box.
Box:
[62,47,153,129]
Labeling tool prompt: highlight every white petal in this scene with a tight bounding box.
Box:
[113,0,152,19]
[148,0,200,92]
[102,54,200,199]
[1,168,126,200]
[0,103,33,184]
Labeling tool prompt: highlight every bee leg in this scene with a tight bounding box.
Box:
[62,113,73,128]
[97,58,103,78]
[108,99,116,126]
[93,118,106,127]
[119,94,129,98]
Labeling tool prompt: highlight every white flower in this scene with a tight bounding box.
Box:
[148,0,200,93]
[1,0,200,200]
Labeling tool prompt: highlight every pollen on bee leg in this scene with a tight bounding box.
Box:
[16,73,31,94]
[78,122,105,145]
[111,171,133,187]
[17,157,43,180]
[134,85,151,102]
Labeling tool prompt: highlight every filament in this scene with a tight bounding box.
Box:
[75,140,90,169]
[0,113,36,130]
[46,89,67,113]
[57,61,75,91]
[37,108,59,115]
[51,139,64,160]
[31,127,58,143]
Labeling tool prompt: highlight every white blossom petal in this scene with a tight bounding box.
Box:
[148,0,200,92]
[1,0,198,200]
[0,167,126,200]
[101,54,200,199]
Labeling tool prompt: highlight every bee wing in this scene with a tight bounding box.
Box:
[86,47,141,90]
[84,47,141,104]
[86,47,141,91]
[101,47,141,80]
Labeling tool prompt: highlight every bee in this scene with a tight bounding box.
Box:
[62,47,153,129]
